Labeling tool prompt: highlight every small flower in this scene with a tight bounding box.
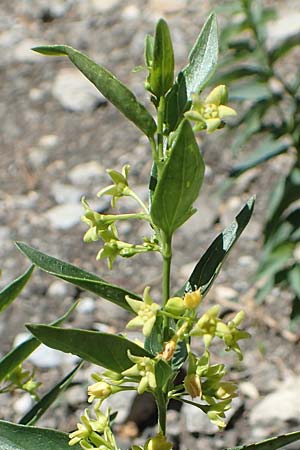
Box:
[183,288,202,310]
[96,225,119,269]
[122,352,157,394]
[184,373,202,398]
[126,286,160,337]
[164,296,185,316]
[81,197,113,243]
[190,305,220,348]
[215,382,238,400]
[146,433,173,450]
[184,85,237,133]
[97,164,131,207]
[69,407,108,446]
[88,381,112,403]
[216,310,250,360]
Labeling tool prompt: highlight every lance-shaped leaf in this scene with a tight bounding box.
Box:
[26,325,152,372]
[20,361,84,426]
[151,120,205,236]
[0,265,34,313]
[32,45,156,138]
[148,18,174,97]
[224,430,300,450]
[0,301,78,381]
[16,242,141,312]
[0,420,80,450]
[178,197,255,296]
[183,13,218,98]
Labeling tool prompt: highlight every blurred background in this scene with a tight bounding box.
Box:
[1,0,300,449]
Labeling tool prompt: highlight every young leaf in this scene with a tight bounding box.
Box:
[26,324,152,372]
[0,301,78,381]
[224,430,300,450]
[19,361,84,425]
[32,45,156,138]
[16,242,141,312]
[183,13,219,98]
[150,120,205,236]
[0,420,80,450]
[0,265,34,313]
[178,196,255,296]
[148,19,174,97]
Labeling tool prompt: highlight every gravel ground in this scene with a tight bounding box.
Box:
[1,1,300,449]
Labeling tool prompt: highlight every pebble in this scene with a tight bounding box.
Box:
[214,285,238,302]
[52,68,107,112]
[90,0,120,13]
[47,279,76,299]
[68,161,105,186]
[44,203,83,230]
[267,12,300,46]
[64,384,87,407]
[239,381,260,400]
[249,377,300,427]
[77,297,96,314]
[182,401,218,434]
[51,182,83,205]
[38,134,59,149]
[13,393,33,415]
[121,5,140,20]
[28,147,50,169]
[149,0,188,14]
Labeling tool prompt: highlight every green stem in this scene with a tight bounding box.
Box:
[161,232,172,305]
[128,190,149,214]
[104,212,149,222]
[157,96,166,163]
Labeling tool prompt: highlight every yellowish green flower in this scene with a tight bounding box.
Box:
[216,310,250,360]
[69,407,108,446]
[190,305,220,347]
[126,287,160,337]
[146,433,173,450]
[184,85,237,133]
[183,288,202,310]
[88,381,112,403]
[122,352,157,394]
[81,197,113,243]
[97,164,131,208]
[184,373,202,398]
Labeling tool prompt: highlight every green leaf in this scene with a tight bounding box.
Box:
[269,31,300,62]
[224,430,300,450]
[211,65,270,85]
[0,265,34,313]
[0,420,80,450]
[179,197,255,296]
[150,120,205,236]
[16,242,141,312]
[0,301,78,381]
[26,324,152,372]
[19,361,84,426]
[32,45,156,138]
[230,138,290,177]
[148,19,174,97]
[183,13,218,98]
[288,264,300,298]
[229,81,271,101]
[155,360,173,390]
[257,242,295,280]
[144,316,163,354]
[144,34,154,67]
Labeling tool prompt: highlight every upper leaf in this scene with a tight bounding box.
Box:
[148,18,174,97]
[0,265,34,314]
[183,13,219,98]
[150,120,205,236]
[0,420,80,450]
[16,242,141,312]
[178,197,255,296]
[26,324,152,372]
[224,430,300,450]
[32,45,156,138]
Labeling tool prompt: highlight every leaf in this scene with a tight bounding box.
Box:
[150,120,205,236]
[269,31,300,62]
[19,361,84,425]
[32,45,156,138]
[16,242,141,312]
[155,360,172,390]
[229,81,271,101]
[288,264,300,298]
[230,138,290,177]
[171,340,188,371]
[0,265,34,313]
[144,316,163,354]
[179,197,255,296]
[144,34,154,67]
[256,242,295,280]
[0,420,80,450]
[211,65,270,86]
[183,13,219,98]
[26,324,152,372]
[148,19,174,97]
[0,301,78,381]
[224,430,300,450]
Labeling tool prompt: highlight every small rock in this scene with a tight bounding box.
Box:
[149,0,187,14]
[249,377,300,427]
[103,389,136,423]
[182,401,217,434]
[267,12,300,46]
[52,68,107,112]
[68,161,105,186]
[29,344,64,369]
[47,279,75,299]
[44,203,83,230]
[13,393,33,415]
[51,182,83,204]
[121,4,140,20]
[28,147,49,169]
[214,285,238,302]
[239,381,260,400]
[13,39,46,63]
[38,134,59,149]
[64,384,87,407]
[77,297,96,314]
[91,0,120,13]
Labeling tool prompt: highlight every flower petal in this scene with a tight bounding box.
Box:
[218,105,237,119]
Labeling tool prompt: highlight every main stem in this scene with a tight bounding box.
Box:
[162,231,172,306]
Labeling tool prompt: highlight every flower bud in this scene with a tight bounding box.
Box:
[146,433,173,450]
[184,373,202,398]
[183,289,202,309]
[165,297,185,315]
[88,381,112,402]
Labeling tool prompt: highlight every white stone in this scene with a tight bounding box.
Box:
[267,12,300,46]
[121,5,140,20]
[182,401,218,434]
[13,39,45,63]
[68,161,105,186]
[44,203,83,230]
[51,182,83,204]
[91,0,120,13]
[47,279,74,299]
[38,134,59,149]
[29,344,64,368]
[13,393,33,415]
[28,147,49,169]
[52,68,106,112]
[149,0,187,14]
[239,381,260,400]
[249,377,300,426]
[77,297,95,314]
[214,285,238,302]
